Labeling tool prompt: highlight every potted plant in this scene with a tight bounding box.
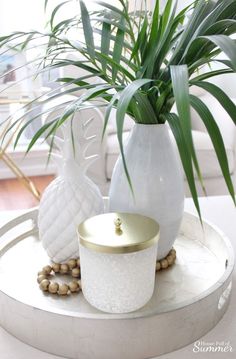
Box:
[1,0,236,259]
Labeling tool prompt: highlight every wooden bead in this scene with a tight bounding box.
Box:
[167,255,174,265]
[38,271,44,276]
[77,279,81,289]
[72,267,80,278]
[170,249,176,257]
[58,284,69,295]
[69,281,80,293]
[37,275,47,284]
[77,258,80,267]
[39,279,50,291]
[60,264,69,274]
[48,282,59,294]
[67,259,77,270]
[160,259,169,269]
[156,262,161,271]
[42,265,52,275]
[52,263,60,273]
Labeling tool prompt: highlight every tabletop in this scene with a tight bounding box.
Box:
[0,195,235,359]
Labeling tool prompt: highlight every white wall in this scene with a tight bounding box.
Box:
[0,0,44,33]
[0,0,122,34]
[0,0,193,34]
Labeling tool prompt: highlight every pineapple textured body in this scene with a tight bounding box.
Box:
[39,174,104,263]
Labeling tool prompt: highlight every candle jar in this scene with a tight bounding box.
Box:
[78,212,159,313]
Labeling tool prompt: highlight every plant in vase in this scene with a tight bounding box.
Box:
[1,0,236,259]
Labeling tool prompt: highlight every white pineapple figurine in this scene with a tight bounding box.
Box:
[38,116,104,263]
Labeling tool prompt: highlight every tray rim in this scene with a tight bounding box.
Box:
[0,208,234,320]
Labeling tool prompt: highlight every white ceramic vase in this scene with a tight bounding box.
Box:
[38,119,104,263]
[109,123,185,260]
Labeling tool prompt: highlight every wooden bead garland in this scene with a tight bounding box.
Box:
[37,259,81,296]
[38,248,176,296]
[156,248,176,271]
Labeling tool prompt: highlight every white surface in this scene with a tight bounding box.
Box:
[109,124,185,260]
[0,195,235,358]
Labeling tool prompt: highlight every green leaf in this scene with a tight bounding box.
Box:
[170,0,213,64]
[191,68,233,82]
[53,17,77,33]
[44,116,66,142]
[44,0,49,12]
[152,2,184,77]
[116,79,154,191]
[165,112,202,221]
[204,19,236,36]
[20,33,35,50]
[134,92,157,124]
[100,22,111,71]
[95,1,125,17]
[190,95,235,203]
[92,16,129,33]
[78,84,116,105]
[215,0,236,21]
[102,92,120,139]
[50,1,70,29]
[155,86,171,114]
[14,117,47,149]
[95,51,135,81]
[112,16,125,82]
[194,0,235,36]
[93,27,133,51]
[192,81,236,125]
[26,120,58,153]
[215,59,236,71]
[161,0,173,35]
[56,72,102,85]
[187,35,236,70]
[170,65,205,193]
[72,61,100,75]
[149,0,160,46]
[79,0,95,59]
[204,35,236,68]
[130,15,148,64]
[5,91,80,146]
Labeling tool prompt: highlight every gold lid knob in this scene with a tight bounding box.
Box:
[114,218,123,235]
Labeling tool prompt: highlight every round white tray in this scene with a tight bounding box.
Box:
[0,209,234,359]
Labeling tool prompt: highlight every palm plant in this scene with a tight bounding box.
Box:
[1,0,236,217]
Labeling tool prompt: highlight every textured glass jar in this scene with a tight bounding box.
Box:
[78,213,159,313]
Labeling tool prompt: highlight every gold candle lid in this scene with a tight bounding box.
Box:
[78,212,160,254]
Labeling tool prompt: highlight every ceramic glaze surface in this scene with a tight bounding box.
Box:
[109,124,185,260]
[39,175,104,263]
[79,244,157,313]
[38,118,104,263]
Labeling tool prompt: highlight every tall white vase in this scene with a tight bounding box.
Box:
[109,123,185,260]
